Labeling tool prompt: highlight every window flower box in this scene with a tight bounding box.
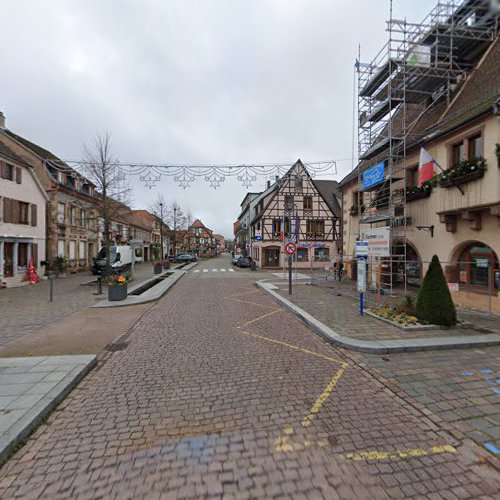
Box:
[438,157,487,188]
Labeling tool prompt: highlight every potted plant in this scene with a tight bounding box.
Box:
[107,274,128,301]
[153,261,163,274]
[51,256,68,278]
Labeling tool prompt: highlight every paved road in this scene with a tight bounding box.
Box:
[0,263,156,349]
[0,255,499,498]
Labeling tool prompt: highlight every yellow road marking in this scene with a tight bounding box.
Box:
[341,444,457,461]
[241,331,347,366]
[242,309,282,327]
[301,365,347,428]
[227,297,276,308]
[227,290,259,298]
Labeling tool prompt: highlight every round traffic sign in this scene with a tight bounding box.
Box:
[285,242,297,256]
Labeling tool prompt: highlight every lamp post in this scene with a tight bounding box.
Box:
[173,206,177,257]
[159,202,164,261]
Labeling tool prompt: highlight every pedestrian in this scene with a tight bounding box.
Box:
[338,257,344,283]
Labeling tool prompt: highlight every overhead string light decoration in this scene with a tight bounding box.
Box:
[47,160,337,189]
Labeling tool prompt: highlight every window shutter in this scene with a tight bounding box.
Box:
[16,167,22,184]
[32,243,39,267]
[31,204,37,226]
[0,160,5,179]
[2,198,8,223]
[12,200,20,224]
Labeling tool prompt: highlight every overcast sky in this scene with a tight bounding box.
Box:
[1,0,436,237]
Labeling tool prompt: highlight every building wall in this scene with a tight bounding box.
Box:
[341,113,500,312]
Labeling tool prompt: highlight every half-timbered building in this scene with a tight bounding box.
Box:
[250,160,341,269]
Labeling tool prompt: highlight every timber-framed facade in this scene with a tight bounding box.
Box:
[250,160,341,269]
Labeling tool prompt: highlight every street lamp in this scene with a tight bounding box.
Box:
[159,202,164,260]
[173,206,177,257]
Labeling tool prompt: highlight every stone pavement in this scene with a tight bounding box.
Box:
[0,355,96,466]
[274,282,500,341]
[0,255,498,498]
[0,263,156,349]
[355,347,500,462]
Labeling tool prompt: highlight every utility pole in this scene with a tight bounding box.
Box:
[159,201,164,260]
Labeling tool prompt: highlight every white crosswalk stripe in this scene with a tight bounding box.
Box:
[228,269,235,272]
[203,270,208,273]
[212,269,217,272]
[220,269,226,272]
[193,270,200,273]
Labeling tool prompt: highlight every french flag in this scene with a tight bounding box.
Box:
[418,147,435,186]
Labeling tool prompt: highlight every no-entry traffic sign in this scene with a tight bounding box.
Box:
[285,242,297,256]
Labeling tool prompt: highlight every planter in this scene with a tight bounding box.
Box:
[163,262,170,270]
[439,169,485,187]
[108,283,127,301]
[153,263,163,274]
[406,190,432,202]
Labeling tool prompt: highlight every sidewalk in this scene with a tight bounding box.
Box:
[258,280,500,353]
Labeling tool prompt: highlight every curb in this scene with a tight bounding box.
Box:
[256,281,500,354]
[92,270,185,308]
[0,355,97,467]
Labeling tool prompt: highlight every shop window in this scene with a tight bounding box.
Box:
[458,243,499,290]
[18,243,28,268]
[296,248,309,262]
[314,248,330,262]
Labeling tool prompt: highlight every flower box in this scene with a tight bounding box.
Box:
[439,168,485,187]
[108,283,127,301]
[406,189,432,202]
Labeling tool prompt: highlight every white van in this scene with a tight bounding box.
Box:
[92,245,133,275]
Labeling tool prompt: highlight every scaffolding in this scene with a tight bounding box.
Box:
[355,0,498,294]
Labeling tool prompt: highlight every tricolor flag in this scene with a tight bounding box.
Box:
[418,147,435,187]
[294,208,299,243]
[280,214,285,241]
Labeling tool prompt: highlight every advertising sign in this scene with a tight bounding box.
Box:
[255,229,262,241]
[360,227,390,257]
[362,161,385,190]
[357,258,366,293]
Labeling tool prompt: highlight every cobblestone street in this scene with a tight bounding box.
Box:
[0,264,156,349]
[0,256,499,498]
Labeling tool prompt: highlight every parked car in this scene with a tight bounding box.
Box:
[232,255,242,265]
[174,254,197,263]
[237,257,251,268]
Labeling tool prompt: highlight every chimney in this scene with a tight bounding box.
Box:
[267,180,271,188]
[0,111,5,129]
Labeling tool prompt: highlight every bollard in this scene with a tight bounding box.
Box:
[97,276,103,295]
[49,276,54,302]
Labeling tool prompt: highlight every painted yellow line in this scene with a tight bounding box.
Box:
[228,297,276,308]
[301,366,347,428]
[341,444,457,461]
[228,290,259,298]
[242,309,282,327]
[241,331,347,366]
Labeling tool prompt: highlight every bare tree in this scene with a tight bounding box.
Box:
[82,132,131,275]
[149,194,170,259]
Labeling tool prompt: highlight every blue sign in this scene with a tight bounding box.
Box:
[355,241,368,258]
[362,161,385,190]
[255,236,262,241]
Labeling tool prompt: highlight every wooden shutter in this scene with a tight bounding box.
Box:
[0,160,5,179]
[3,198,10,223]
[31,204,38,226]
[32,243,39,267]
[16,167,22,184]
[11,200,20,224]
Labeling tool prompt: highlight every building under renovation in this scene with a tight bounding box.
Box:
[340,0,500,313]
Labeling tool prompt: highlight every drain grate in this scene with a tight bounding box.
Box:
[105,341,129,352]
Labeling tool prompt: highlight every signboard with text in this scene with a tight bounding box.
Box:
[360,227,390,257]
[362,161,385,190]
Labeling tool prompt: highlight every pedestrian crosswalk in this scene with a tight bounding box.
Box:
[193,268,235,273]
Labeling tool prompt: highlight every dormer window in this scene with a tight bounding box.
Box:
[57,171,65,184]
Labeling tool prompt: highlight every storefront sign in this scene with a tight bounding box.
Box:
[362,161,385,190]
[360,227,390,257]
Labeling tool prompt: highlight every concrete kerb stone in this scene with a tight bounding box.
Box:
[0,355,96,467]
[256,281,500,354]
[92,270,185,308]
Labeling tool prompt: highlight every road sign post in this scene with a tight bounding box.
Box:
[357,258,367,316]
[285,242,297,295]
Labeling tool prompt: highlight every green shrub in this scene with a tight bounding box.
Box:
[396,293,417,315]
[416,255,456,326]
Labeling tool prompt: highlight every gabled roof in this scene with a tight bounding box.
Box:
[190,219,205,228]
[0,139,31,168]
[312,180,341,218]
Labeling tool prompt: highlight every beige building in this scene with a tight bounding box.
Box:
[341,8,500,313]
[250,160,341,269]
[0,138,48,286]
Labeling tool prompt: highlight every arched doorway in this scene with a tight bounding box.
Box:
[455,242,499,291]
